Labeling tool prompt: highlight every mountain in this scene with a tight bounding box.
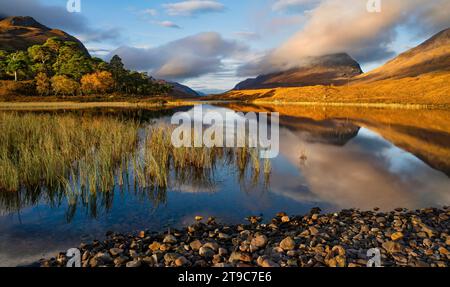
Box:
[355,28,450,83]
[0,16,89,55]
[167,81,200,98]
[234,53,363,90]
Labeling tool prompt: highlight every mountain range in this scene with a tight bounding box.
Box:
[234,28,450,92]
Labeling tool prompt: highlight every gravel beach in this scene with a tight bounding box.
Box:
[41,207,450,268]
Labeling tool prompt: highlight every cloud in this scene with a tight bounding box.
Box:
[0,0,121,43]
[163,0,225,16]
[234,31,261,41]
[240,0,450,76]
[154,20,181,29]
[108,32,247,81]
[144,9,158,16]
[272,0,320,12]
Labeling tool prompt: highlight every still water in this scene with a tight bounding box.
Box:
[0,105,449,266]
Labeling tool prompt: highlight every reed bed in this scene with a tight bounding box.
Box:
[0,112,272,217]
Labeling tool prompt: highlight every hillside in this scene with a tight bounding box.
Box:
[354,28,450,83]
[220,28,450,106]
[234,53,363,90]
[0,16,89,55]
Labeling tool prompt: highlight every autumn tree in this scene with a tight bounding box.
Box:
[35,72,51,96]
[81,71,114,94]
[51,75,79,96]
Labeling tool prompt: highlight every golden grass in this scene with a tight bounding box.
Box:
[221,72,450,107]
[0,112,272,215]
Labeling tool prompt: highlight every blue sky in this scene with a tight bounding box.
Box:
[3,0,450,92]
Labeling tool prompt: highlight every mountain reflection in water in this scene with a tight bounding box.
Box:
[0,104,448,266]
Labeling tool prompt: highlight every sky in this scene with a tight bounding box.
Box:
[1,0,449,93]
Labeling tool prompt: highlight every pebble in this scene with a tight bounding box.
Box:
[280,237,295,251]
[41,208,449,268]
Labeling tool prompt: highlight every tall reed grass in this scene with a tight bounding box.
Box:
[0,112,272,218]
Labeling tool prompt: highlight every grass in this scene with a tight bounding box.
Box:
[0,112,272,216]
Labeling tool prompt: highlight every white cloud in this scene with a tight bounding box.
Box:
[108,32,247,81]
[144,9,158,16]
[272,0,320,12]
[240,0,450,76]
[155,20,181,29]
[163,0,225,16]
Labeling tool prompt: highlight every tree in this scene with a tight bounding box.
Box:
[109,55,126,91]
[35,72,51,96]
[0,50,8,79]
[81,71,114,94]
[53,42,92,80]
[44,37,64,53]
[28,45,54,74]
[51,75,79,96]
[6,51,30,81]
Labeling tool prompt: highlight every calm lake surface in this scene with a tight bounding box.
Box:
[0,104,449,266]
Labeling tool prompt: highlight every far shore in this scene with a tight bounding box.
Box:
[1,99,448,111]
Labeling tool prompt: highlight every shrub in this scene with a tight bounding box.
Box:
[51,75,79,96]
[35,72,51,96]
[81,71,114,94]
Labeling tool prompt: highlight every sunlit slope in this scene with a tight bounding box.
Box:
[222,29,450,106]
[223,72,450,106]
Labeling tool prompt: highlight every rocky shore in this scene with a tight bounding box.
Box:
[41,207,449,268]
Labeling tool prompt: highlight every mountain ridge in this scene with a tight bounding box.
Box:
[0,16,90,55]
[234,53,363,90]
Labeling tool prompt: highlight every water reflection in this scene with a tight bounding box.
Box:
[0,104,449,266]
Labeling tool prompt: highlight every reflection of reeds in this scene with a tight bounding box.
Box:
[0,113,273,219]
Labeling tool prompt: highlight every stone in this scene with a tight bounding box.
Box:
[218,233,231,239]
[251,234,268,248]
[335,255,346,267]
[382,241,402,254]
[190,240,202,251]
[138,231,145,238]
[280,237,295,251]
[229,251,252,263]
[309,226,319,236]
[163,234,177,244]
[218,248,228,257]
[175,256,190,267]
[199,247,215,258]
[109,248,124,257]
[203,242,219,251]
[114,256,129,266]
[438,247,449,255]
[149,241,161,251]
[126,260,142,268]
[195,216,203,221]
[164,253,180,264]
[257,256,279,267]
[391,232,404,241]
[281,216,290,223]
[420,224,437,238]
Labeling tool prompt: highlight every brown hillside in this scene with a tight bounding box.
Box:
[0,16,89,55]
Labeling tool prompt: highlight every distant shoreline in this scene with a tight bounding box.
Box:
[0,99,448,111]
